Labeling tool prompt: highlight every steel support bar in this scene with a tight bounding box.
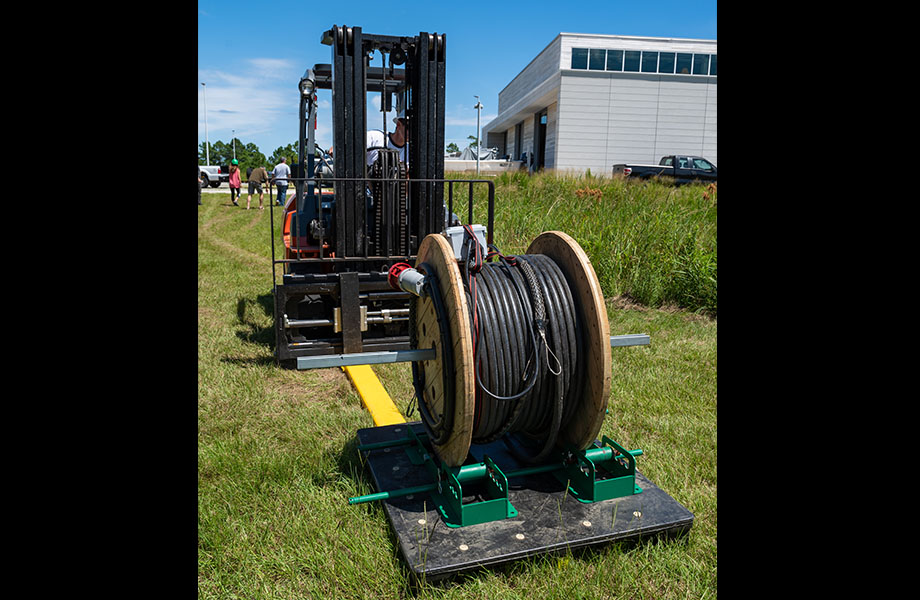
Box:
[610,334,650,347]
[296,348,436,370]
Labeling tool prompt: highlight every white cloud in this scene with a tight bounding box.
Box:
[198,60,300,141]
[247,58,298,80]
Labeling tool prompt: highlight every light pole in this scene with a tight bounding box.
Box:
[232,129,236,161]
[473,96,483,176]
[201,82,210,166]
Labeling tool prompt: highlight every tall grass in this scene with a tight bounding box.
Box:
[449,171,717,316]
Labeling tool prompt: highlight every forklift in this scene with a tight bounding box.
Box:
[272,24,490,365]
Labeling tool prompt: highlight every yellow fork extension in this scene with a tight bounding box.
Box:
[343,364,406,426]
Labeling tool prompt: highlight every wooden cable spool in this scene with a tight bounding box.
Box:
[412,231,610,467]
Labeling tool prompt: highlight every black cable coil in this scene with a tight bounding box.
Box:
[462,228,586,464]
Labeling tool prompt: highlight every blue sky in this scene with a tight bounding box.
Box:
[198,1,716,161]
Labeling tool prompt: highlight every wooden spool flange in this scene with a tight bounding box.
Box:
[413,233,475,467]
[526,231,612,451]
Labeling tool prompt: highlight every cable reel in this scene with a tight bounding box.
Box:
[390,229,611,467]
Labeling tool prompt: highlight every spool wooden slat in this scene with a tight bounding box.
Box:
[527,231,611,450]
[414,234,475,466]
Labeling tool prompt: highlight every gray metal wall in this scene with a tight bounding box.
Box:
[555,71,717,173]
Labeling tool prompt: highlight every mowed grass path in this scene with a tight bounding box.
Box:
[198,180,716,599]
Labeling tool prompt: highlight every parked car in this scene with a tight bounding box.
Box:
[612,155,717,183]
[199,165,229,188]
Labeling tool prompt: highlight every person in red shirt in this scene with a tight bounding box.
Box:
[228,159,242,207]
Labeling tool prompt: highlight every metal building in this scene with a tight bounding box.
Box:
[481,33,717,175]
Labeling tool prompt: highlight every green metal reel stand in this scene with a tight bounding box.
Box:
[405,425,518,528]
[350,426,645,528]
[559,436,644,503]
[350,426,517,528]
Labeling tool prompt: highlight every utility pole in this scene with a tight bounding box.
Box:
[474,96,483,176]
[201,82,210,166]
[232,129,236,160]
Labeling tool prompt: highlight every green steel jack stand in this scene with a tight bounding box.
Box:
[355,425,518,527]
[558,435,643,503]
[351,426,643,527]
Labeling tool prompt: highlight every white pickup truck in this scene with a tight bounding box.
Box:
[198,165,229,188]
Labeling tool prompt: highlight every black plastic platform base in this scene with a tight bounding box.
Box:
[356,422,694,580]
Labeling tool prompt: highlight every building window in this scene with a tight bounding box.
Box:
[658,52,675,74]
[571,48,588,69]
[624,50,641,72]
[589,48,606,70]
[692,54,710,75]
[569,47,715,77]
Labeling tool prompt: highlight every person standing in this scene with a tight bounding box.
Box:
[247,164,269,210]
[228,159,242,206]
[271,156,291,207]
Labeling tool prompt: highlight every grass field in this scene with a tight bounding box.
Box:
[198,174,717,599]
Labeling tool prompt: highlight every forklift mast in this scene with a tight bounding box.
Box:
[325,25,446,257]
[273,25,448,364]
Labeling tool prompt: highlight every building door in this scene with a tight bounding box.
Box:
[514,121,523,161]
[533,109,547,171]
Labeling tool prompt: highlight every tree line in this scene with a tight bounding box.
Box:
[198,139,298,175]
[200,136,484,174]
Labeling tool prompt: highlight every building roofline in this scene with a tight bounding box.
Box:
[558,31,717,44]
[484,72,561,135]
[497,33,561,99]
[497,32,716,99]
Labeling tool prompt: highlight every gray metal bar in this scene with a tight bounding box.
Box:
[610,334,651,347]
[295,337,644,369]
[286,318,335,328]
[296,348,437,370]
